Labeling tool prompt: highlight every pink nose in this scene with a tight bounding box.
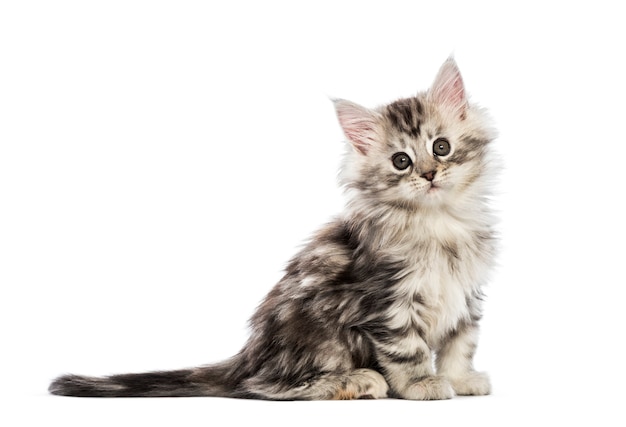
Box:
[421,171,436,182]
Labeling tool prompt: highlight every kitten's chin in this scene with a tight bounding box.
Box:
[426,184,440,194]
[416,184,449,207]
[385,188,447,212]
[381,184,453,211]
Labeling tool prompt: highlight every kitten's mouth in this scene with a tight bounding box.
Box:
[427,183,439,193]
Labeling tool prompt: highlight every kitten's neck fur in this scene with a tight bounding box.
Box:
[342,192,494,289]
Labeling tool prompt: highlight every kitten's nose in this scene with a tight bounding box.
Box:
[421,171,436,182]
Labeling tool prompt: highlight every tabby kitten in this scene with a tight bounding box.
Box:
[50,58,497,400]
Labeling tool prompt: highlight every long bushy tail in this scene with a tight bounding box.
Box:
[49,361,239,398]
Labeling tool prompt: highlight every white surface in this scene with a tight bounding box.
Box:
[1,1,625,425]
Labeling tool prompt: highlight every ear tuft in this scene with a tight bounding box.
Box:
[430,57,467,119]
[333,99,381,155]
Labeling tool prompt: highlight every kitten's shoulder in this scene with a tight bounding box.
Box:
[284,218,356,280]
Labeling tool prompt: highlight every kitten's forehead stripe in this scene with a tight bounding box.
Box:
[447,136,490,165]
[386,97,424,138]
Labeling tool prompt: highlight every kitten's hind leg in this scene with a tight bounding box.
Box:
[328,369,389,400]
[244,369,389,400]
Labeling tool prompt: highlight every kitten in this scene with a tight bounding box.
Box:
[49,58,497,400]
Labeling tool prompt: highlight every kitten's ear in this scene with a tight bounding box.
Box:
[333,99,382,155]
[430,58,468,119]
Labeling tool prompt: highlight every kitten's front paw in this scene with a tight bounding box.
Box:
[403,376,455,400]
[449,371,491,396]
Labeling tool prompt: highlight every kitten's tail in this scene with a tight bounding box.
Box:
[49,359,241,398]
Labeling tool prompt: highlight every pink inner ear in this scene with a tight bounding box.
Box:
[431,59,467,118]
[334,100,379,155]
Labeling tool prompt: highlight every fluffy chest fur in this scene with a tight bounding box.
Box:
[383,209,494,349]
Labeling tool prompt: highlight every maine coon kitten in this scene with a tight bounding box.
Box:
[50,58,497,400]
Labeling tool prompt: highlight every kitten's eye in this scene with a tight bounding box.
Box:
[392,152,412,170]
[433,138,451,157]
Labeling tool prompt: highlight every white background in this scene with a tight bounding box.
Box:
[1,1,625,425]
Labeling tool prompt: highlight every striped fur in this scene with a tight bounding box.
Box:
[50,58,498,400]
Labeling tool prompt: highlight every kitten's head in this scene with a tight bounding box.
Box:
[335,58,496,212]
